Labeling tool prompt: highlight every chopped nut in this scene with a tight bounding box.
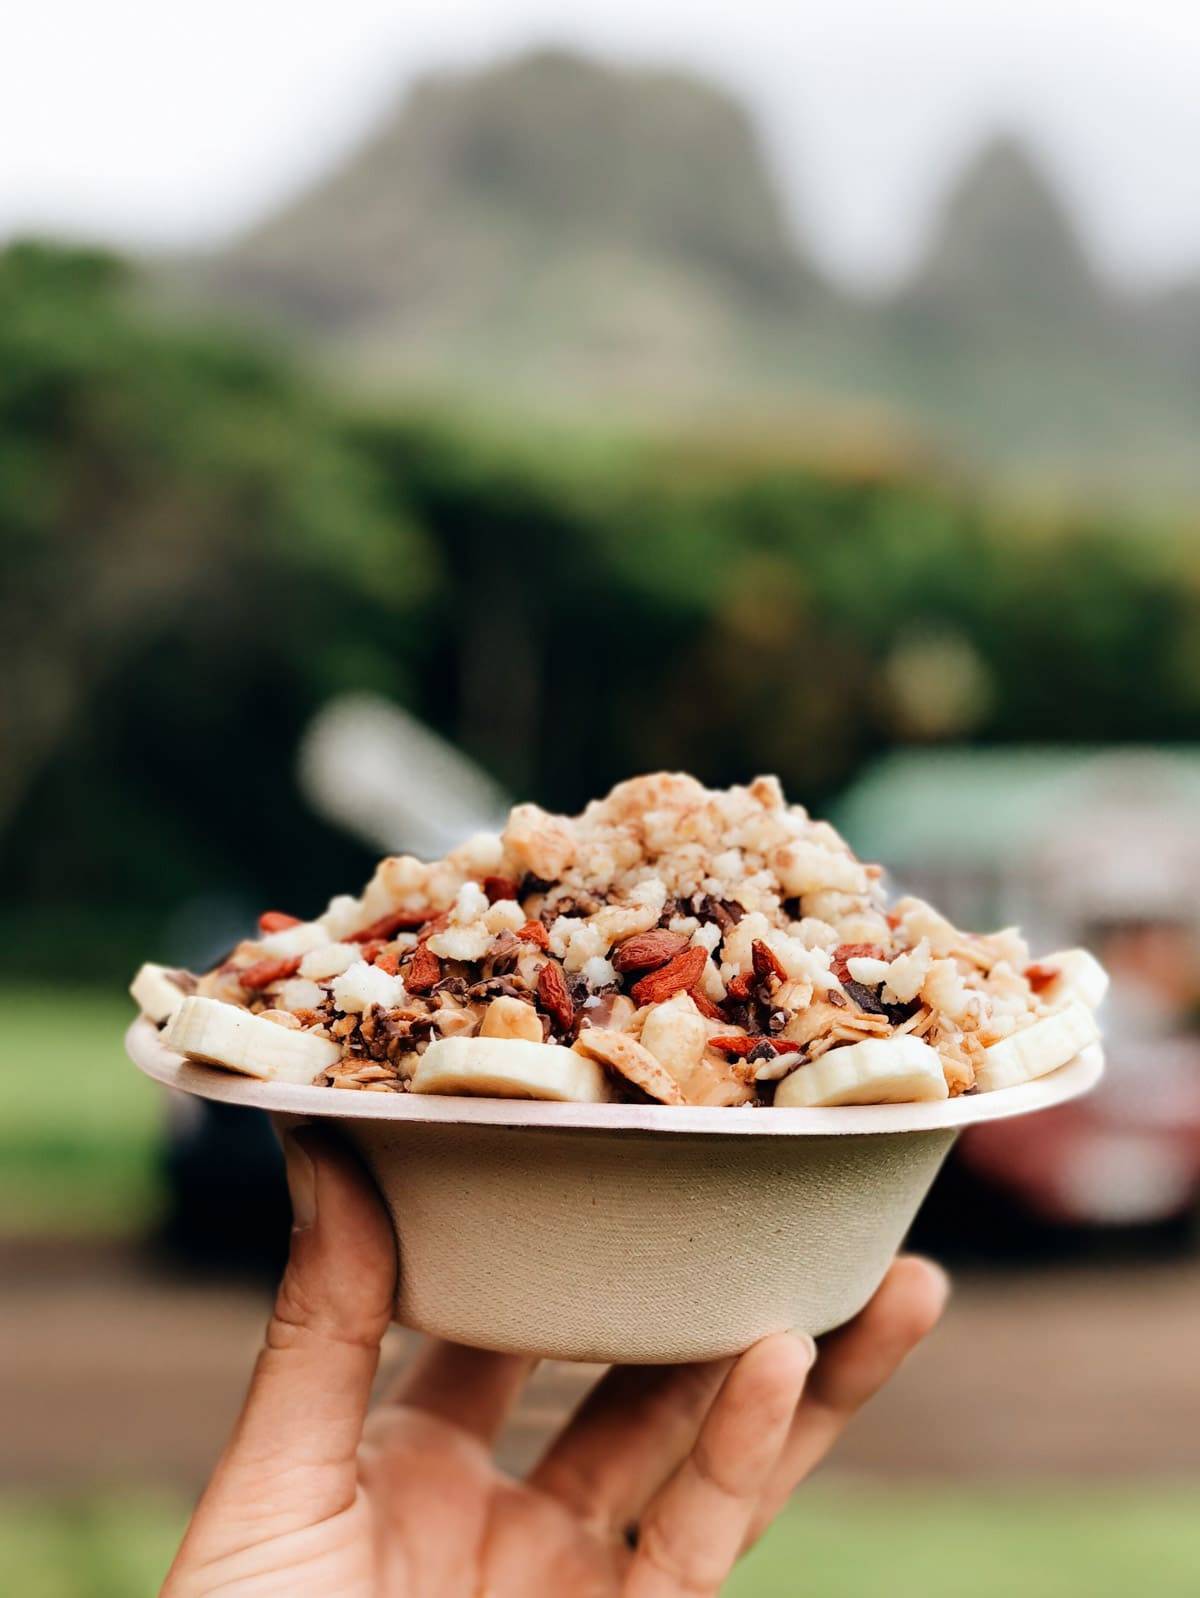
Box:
[480,995,543,1043]
[258,1008,302,1030]
[405,945,441,994]
[432,999,478,1038]
[638,994,710,1088]
[579,992,637,1032]
[683,1054,756,1106]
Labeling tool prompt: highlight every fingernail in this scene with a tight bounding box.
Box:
[918,1258,952,1305]
[907,1259,958,1310]
[792,1333,818,1368]
[281,1130,317,1230]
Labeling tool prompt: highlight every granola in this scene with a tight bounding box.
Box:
[137,773,1104,1105]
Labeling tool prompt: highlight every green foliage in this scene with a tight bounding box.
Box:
[360,416,1200,811]
[0,243,429,969]
[3,243,1199,979]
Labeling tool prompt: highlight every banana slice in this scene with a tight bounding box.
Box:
[974,999,1099,1093]
[163,995,340,1084]
[130,963,189,1024]
[411,1036,614,1102]
[774,1036,949,1108]
[1031,949,1109,1010]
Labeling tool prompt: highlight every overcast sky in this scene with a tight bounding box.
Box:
[7,0,1200,290]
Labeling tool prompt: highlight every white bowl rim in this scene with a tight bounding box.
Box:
[127,1016,1103,1138]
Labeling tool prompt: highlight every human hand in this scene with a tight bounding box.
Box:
[163,1128,946,1598]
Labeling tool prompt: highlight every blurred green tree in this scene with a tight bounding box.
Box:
[0,242,431,967]
[3,242,1199,980]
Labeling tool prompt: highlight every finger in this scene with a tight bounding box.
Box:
[385,1339,535,1447]
[528,1358,733,1537]
[177,1128,396,1554]
[742,1255,948,1550]
[624,1334,814,1598]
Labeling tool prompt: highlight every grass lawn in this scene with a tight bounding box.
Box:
[1,986,165,1235]
[0,1492,185,1598]
[727,1480,1200,1597]
[5,1481,1199,1598]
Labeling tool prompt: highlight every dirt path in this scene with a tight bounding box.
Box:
[6,1242,1200,1490]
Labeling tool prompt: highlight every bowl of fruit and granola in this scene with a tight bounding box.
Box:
[128,773,1105,1362]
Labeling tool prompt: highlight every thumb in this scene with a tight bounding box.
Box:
[178,1127,396,1554]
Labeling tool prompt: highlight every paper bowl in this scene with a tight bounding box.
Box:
[127,1018,1102,1363]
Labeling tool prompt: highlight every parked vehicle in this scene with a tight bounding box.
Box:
[839,746,1200,1243]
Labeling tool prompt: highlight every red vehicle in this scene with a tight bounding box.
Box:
[839,746,1200,1246]
[959,920,1200,1235]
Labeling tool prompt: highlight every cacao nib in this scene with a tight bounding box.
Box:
[691,894,744,932]
[842,979,887,1016]
[657,896,687,927]
[566,973,590,1009]
[882,997,920,1026]
[540,891,601,921]
[485,931,520,975]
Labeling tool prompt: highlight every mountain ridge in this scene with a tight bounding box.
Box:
[185,48,1200,492]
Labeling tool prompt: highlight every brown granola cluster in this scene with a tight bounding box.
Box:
[187,772,1055,1103]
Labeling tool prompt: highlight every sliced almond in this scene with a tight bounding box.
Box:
[573,1028,685,1105]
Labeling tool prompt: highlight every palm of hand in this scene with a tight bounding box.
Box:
[360,1406,625,1597]
[163,1132,944,1598]
[218,1335,811,1598]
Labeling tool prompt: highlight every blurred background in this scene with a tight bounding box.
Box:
[4,2,1200,1593]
